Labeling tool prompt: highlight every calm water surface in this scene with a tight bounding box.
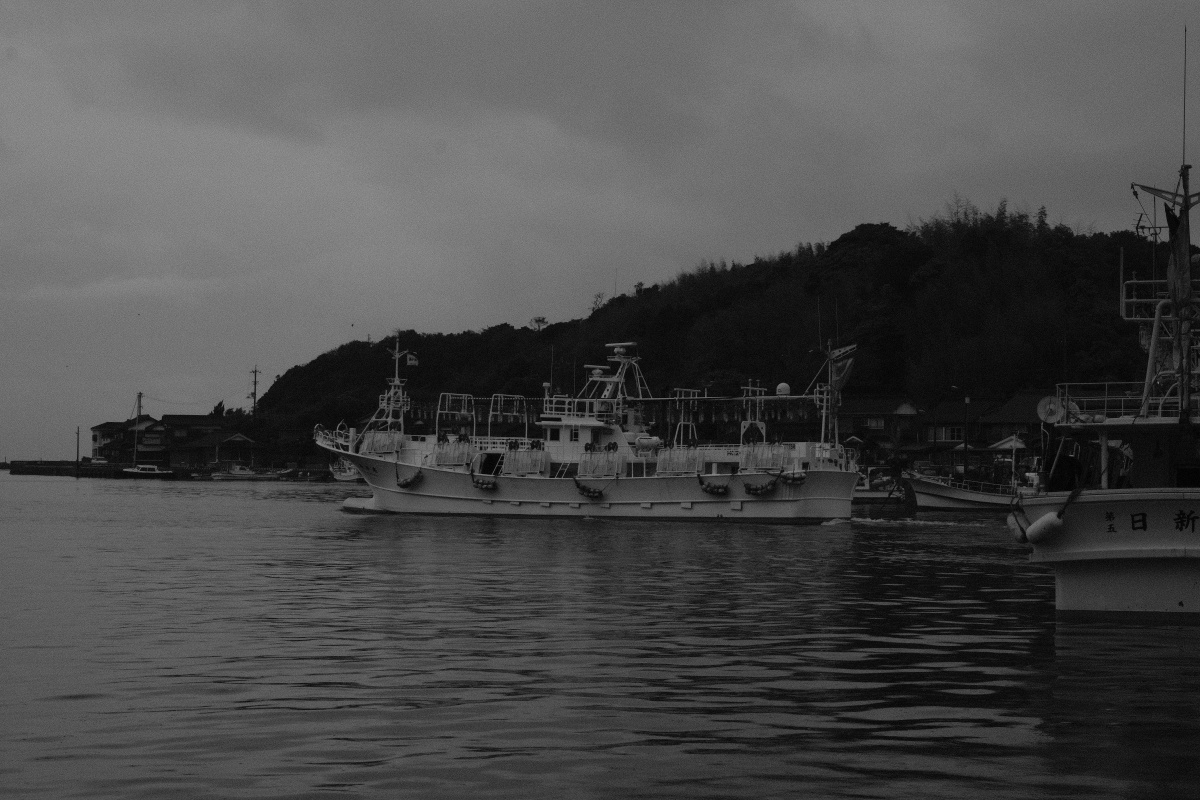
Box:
[3,473,1200,798]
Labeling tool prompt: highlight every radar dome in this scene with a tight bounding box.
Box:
[776,382,791,396]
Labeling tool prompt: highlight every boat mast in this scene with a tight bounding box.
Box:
[1131,32,1199,422]
[133,391,142,465]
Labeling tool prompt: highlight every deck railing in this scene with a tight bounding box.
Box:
[1055,381,1198,422]
[541,396,619,422]
[916,474,1020,497]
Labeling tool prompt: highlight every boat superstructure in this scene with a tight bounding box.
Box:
[315,340,859,521]
[1012,156,1200,613]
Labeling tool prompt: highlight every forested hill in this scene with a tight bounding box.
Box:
[259,201,1162,432]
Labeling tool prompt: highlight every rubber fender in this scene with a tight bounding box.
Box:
[1024,512,1064,544]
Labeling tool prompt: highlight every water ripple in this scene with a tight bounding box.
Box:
[3,475,1199,798]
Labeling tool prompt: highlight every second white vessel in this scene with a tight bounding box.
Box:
[315,342,859,522]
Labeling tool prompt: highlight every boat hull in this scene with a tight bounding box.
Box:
[340,451,858,522]
[1022,489,1200,614]
[908,476,1021,510]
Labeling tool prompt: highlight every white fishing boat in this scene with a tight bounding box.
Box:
[210,464,281,481]
[906,473,1026,510]
[1009,152,1200,614]
[314,340,860,522]
[121,464,173,478]
[329,457,364,482]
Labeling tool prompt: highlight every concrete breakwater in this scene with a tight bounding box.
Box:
[8,461,179,478]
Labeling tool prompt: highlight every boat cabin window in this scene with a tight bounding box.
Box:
[548,428,560,442]
[569,427,580,442]
[591,429,603,446]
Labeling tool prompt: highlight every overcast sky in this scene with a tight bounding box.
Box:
[0,1,1195,460]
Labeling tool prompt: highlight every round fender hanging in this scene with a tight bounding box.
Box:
[697,475,729,495]
[573,477,604,499]
[743,478,778,496]
[396,468,423,488]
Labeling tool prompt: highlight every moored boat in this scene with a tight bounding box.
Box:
[1010,152,1200,614]
[210,464,282,481]
[315,340,860,522]
[906,473,1026,510]
[330,457,364,483]
[121,464,174,478]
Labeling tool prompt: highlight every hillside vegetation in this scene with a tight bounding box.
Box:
[258,200,1160,441]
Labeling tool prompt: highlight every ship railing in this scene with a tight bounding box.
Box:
[1120,278,1200,320]
[579,450,625,478]
[916,473,1019,497]
[655,447,705,475]
[738,443,792,473]
[542,396,620,422]
[432,441,475,466]
[500,450,547,476]
[472,435,541,452]
[313,424,353,453]
[1057,382,1154,421]
[359,430,406,454]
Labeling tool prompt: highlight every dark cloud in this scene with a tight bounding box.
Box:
[1,0,1197,458]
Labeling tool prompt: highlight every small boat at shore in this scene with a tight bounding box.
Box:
[315,340,860,522]
[329,457,364,483]
[121,464,174,478]
[1009,150,1200,615]
[210,464,281,481]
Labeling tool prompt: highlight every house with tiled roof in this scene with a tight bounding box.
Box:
[837,395,921,462]
[90,421,127,458]
[89,415,169,466]
[167,430,258,468]
[976,393,1046,449]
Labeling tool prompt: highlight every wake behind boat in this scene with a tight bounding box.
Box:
[315,341,859,522]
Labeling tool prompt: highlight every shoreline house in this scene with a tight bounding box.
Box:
[89,413,260,468]
[914,393,1045,477]
[975,393,1045,450]
[836,395,921,464]
[91,414,168,466]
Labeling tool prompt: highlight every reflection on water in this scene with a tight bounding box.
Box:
[1,475,1198,798]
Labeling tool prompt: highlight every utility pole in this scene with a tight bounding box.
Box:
[963,395,970,476]
[249,365,261,419]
